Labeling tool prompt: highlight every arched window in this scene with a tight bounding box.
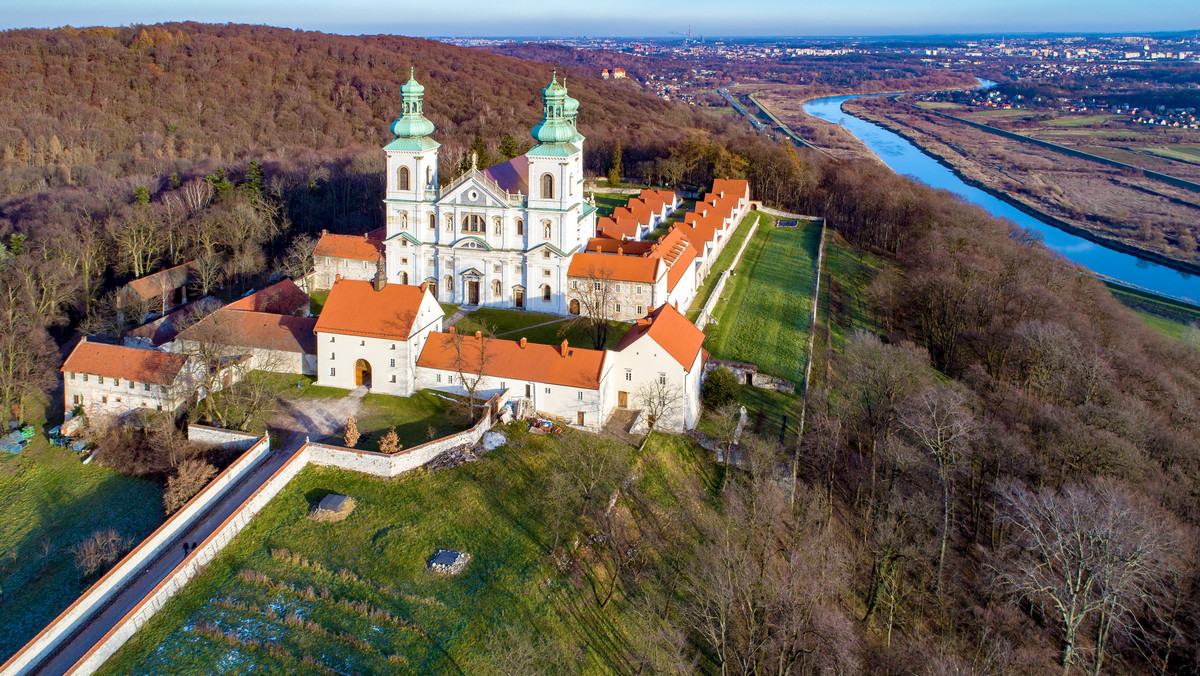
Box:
[516,219,524,236]
[541,173,554,199]
[397,166,410,191]
[400,271,409,284]
[461,214,485,233]
[543,221,552,240]
[542,284,552,302]
[428,212,436,230]
[492,280,502,297]
[444,275,454,294]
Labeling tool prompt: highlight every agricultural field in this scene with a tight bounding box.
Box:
[0,443,164,661]
[98,429,717,675]
[704,219,821,381]
[1105,282,1200,342]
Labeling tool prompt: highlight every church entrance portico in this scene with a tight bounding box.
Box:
[468,281,480,306]
[460,267,484,307]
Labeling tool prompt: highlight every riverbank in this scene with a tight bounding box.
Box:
[841,98,1200,280]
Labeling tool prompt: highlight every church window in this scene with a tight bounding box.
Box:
[542,250,551,259]
[397,166,410,191]
[516,219,524,235]
[428,213,436,230]
[542,284,552,302]
[543,269,552,278]
[400,271,409,284]
[461,214,485,233]
[541,173,554,199]
[493,264,502,273]
[543,221,552,239]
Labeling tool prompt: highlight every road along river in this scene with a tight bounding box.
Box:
[802,94,1197,303]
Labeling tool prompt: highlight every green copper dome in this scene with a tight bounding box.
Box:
[391,68,435,139]
[561,79,583,142]
[532,72,575,144]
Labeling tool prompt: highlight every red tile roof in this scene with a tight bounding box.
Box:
[314,232,384,261]
[122,263,192,301]
[418,332,605,389]
[62,341,188,386]
[126,297,224,346]
[586,238,656,255]
[178,309,317,354]
[615,303,705,371]
[225,279,310,315]
[654,228,699,292]
[595,214,642,241]
[568,252,659,284]
[313,280,431,340]
[712,178,750,201]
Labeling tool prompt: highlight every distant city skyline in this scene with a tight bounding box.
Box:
[0,0,1197,38]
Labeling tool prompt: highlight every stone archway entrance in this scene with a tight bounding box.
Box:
[354,359,372,388]
[569,298,581,315]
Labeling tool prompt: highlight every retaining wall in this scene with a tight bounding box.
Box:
[186,424,261,451]
[695,215,761,330]
[70,443,307,675]
[1,434,271,676]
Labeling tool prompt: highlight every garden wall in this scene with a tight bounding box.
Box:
[186,424,261,451]
[1,433,271,676]
[695,215,761,331]
[70,443,307,675]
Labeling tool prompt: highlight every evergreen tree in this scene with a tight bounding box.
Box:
[133,185,151,205]
[498,133,520,161]
[608,140,623,186]
[204,168,234,201]
[242,160,265,199]
[460,134,490,173]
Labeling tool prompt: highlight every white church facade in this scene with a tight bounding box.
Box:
[379,71,596,315]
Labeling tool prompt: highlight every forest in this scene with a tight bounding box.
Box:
[2,23,1200,674]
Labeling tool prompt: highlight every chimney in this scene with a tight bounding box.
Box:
[372,257,387,292]
[597,244,603,254]
[321,228,328,236]
[420,281,428,293]
[475,331,482,339]
[335,273,342,282]
[560,339,569,357]
[448,326,456,335]
[520,337,527,348]
[617,246,623,256]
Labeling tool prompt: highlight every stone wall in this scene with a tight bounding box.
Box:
[70,442,305,675]
[186,424,261,451]
[695,214,760,331]
[1,434,271,676]
[704,359,796,394]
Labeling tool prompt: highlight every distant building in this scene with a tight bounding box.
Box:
[612,68,627,79]
[118,262,194,321]
[175,308,319,375]
[602,68,610,79]
[225,279,311,316]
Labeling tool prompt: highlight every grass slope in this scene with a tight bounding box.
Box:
[0,444,164,660]
[1105,282,1200,341]
[98,430,715,675]
[704,220,821,381]
[687,210,763,319]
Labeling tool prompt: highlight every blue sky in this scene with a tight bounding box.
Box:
[0,0,1196,37]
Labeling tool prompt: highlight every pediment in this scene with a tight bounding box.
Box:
[452,237,491,251]
[437,177,507,208]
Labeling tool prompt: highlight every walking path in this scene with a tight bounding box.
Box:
[443,306,474,328]
[29,436,306,675]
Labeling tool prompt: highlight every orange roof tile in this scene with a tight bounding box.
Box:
[178,309,317,354]
[586,238,656,255]
[313,280,430,340]
[225,279,310,315]
[122,263,192,300]
[417,332,605,389]
[62,341,188,386]
[615,304,705,371]
[567,252,659,284]
[314,233,383,261]
[712,178,750,201]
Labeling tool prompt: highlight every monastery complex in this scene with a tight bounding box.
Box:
[60,72,753,433]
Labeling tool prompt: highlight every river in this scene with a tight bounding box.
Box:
[802,92,1197,303]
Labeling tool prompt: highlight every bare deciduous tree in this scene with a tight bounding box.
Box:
[72,528,131,576]
[450,326,496,424]
[164,460,218,513]
[344,415,360,448]
[635,378,682,438]
[566,263,618,350]
[898,385,973,596]
[993,480,1183,676]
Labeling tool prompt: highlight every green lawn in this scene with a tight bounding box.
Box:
[704,220,822,381]
[309,290,329,316]
[438,303,460,318]
[697,386,802,443]
[355,390,470,452]
[514,318,631,351]
[454,308,560,336]
[688,210,769,316]
[823,233,885,351]
[1044,114,1117,127]
[98,430,717,675]
[0,442,164,661]
[591,191,631,218]
[1106,282,1200,341]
